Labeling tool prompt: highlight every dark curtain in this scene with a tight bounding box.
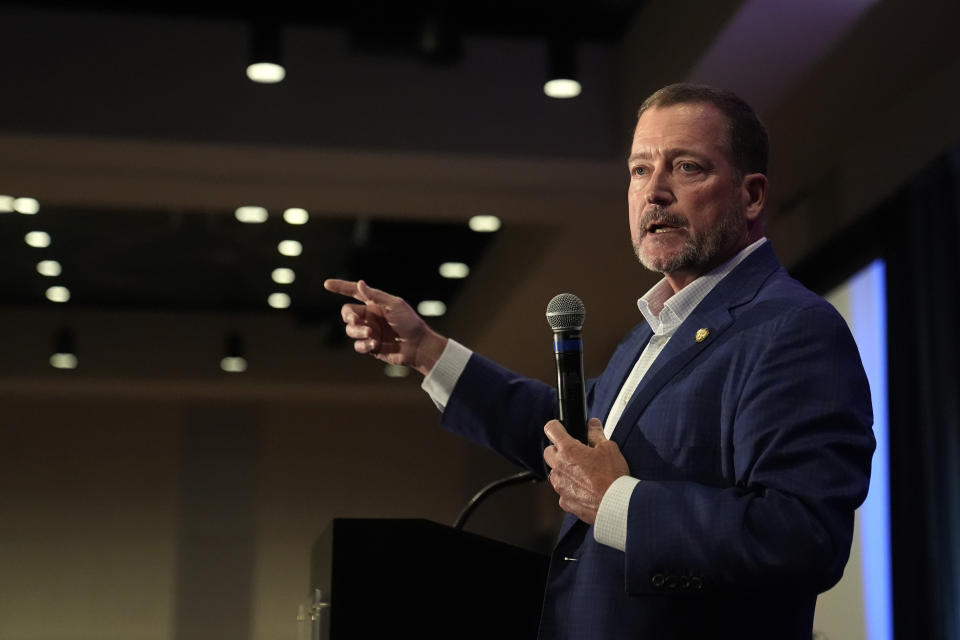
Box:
[793,147,960,640]
[885,149,960,640]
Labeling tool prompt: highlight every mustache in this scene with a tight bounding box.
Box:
[639,207,687,232]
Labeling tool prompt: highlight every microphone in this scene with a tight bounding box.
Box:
[546,293,588,444]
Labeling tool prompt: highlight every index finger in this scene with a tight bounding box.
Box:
[324,279,362,300]
[544,420,575,449]
[324,279,401,310]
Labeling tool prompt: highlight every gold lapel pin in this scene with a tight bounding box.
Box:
[695,328,710,343]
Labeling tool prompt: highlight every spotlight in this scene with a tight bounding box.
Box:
[384,364,411,378]
[278,240,302,257]
[544,39,581,99]
[417,300,447,317]
[45,286,70,303]
[25,231,51,248]
[439,262,469,279]
[283,208,309,225]
[50,328,78,370]
[221,333,248,373]
[271,267,296,284]
[247,21,286,84]
[468,215,501,232]
[268,292,291,309]
[235,206,268,223]
[14,197,39,215]
[37,260,62,277]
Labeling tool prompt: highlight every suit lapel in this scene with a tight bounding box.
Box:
[608,242,782,449]
[608,305,733,447]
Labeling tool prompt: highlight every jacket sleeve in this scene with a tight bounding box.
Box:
[439,352,599,478]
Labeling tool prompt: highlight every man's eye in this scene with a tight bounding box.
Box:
[679,161,700,172]
[632,166,647,176]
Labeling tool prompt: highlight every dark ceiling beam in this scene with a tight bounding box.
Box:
[0,1,643,42]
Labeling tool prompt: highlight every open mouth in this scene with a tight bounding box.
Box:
[647,223,681,234]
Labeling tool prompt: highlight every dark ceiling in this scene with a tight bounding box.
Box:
[0,203,496,338]
[1,1,643,61]
[2,1,625,350]
[3,1,641,37]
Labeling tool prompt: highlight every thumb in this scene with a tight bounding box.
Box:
[586,418,606,447]
[357,280,396,309]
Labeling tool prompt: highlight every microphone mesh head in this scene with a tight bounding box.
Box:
[546,293,585,330]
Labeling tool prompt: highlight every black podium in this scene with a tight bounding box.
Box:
[310,518,550,639]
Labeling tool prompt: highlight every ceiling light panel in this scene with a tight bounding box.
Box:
[14,197,40,215]
[278,240,302,257]
[439,262,469,279]
[468,215,501,232]
[271,267,296,284]
[25,231,51,248]
[45,286,70,303]
[283,208,309,225]
[235,206,269,223]
[37,260,62,277]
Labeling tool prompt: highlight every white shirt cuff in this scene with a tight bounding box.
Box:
[593,475,641,552]
[420,338,473,411]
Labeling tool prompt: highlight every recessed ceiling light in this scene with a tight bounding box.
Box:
[271,267,295,284]
[247,62,286,84]
[45,286,70,303]
[278,240,302,257]
[0,195,14,212]
[37,260,62,277]
[544,78,582,99]
[235,206,268,223]
[468,215,501,232]
[14,197,39,215]
[384,364,411,378]
[50,353,78,369]
[25,231,51,248]
[283,208,309,225]
[439,262,470,279]
[268,292,291,309]
[417,300,447,317]
[220,356,248,373]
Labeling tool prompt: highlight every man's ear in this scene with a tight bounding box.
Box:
[742,173,768,221]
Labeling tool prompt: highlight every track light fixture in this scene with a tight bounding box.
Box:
[247,20,286,84]
[221,332,248,373]
[50,327,78,370]
[544,38,581,99]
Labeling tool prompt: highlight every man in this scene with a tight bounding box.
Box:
[325,83,875,639]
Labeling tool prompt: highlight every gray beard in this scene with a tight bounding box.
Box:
[634,203,746,275]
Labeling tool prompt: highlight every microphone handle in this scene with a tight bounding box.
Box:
[553,329,588,444]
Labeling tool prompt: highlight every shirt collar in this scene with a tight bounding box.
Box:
[637,237,768,335]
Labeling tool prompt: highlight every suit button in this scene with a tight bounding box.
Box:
[651,573,665,588]
[665,575,678,589]
[679,577,690,590]
[691,576,703,591]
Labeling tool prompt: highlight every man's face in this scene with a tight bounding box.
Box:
[627,102,753,290]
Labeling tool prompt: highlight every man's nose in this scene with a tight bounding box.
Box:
[645,168,674,206]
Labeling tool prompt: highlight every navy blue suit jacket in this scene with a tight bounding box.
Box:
[440,242,875,639]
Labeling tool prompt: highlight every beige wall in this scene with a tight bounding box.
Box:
[0,394,560,640]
